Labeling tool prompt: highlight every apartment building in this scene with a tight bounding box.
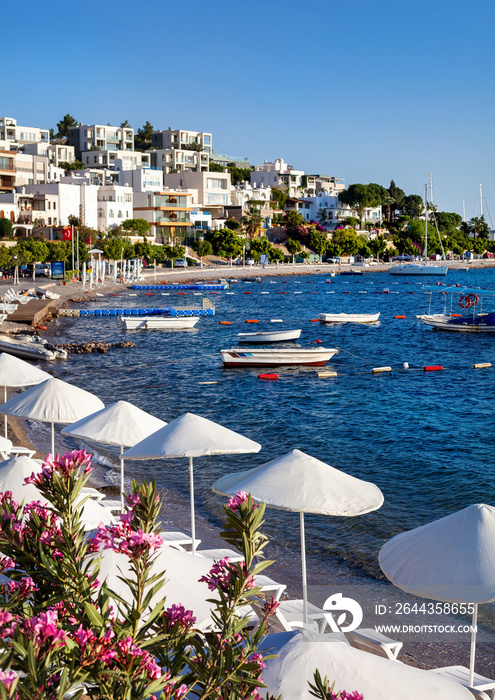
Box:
[0,117,49,145]
[0,150,15,193]
[97,184,133,232]
[292,192,381,229]
[151,128,212,154]
[133,189,193,243]
[305,174,345,196]
[81,149,150,170]
[21,182,98,229]
[251,158,305,197]
[163,171,231,215]
[149,148,209,174]
[68,124,134,158]
[23,142,76,167]
[118,166,163,192]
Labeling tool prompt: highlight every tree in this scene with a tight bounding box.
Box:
[134,121,154,151]
[369,235,388,260]
[329,229,359,255]
[270,187,288,211]
[59,160,85,171]
[241,205,263,239]
[388,180,405,221]
[286,238,301,264]
[225,218,240,230]
[0,245,12,267]
[339,216,360,229]
[0,218,13,239]
[227,163,251,185]
[102,237,134,262]
[205,229,244,258]
[209,162,224,172]
[182,142,203,152]
[307,231,328,258]
[120,120,131,128]
[269,247,285,262]
[402,194,424,219]
[317,209,328,227]
[122,218,151,237]
[55,114,78,138]
[338,184,381,229]
[191,239,213,259]
[249,236,272,260]
[68,215,81,227]
[469,215,490,239]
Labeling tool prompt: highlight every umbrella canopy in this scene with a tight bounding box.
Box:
[259,629,472,700]
[379,503,495,685]
[0,436,13,456]
[212,449,383,622]
[0,456,114,530]
[0,353,51,438]
[61,400,167,510]
[0,378,104,456]
[124,412,262,553]
[96,543,218,631]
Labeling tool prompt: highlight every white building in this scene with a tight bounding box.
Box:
[0,117,49,145]
[134,189,193,243]
[21,182,99,229]
[118,166,163,192]
[81,149,150,170]
[163,171,231,212]
[151,128,212,155]
[68,124,134,159]
[97,184,133,231]
[251,158,305,197]
[150,148,209,174]
[292,192,382,229]
[23,142,76,167]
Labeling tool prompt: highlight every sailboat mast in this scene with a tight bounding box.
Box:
[424,184,428,259]
[480,184,483,219]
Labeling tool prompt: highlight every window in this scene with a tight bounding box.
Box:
[109,209,114,217]
[118,210,122,218]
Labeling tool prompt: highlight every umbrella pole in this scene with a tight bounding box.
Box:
[3,387,7,439]
[51,422,55,457]
[469,603,478,686]
[189,456,197,555]
[300,511,308,625]
[120,445,125,513]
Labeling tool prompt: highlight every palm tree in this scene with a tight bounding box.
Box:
[241,205,263,239]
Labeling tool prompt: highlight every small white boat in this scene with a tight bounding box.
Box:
[389,263,448,276]
[220,347,338,367]
[319,312,380,324]
[0,334,67,361]
[237,329,302,343]
[121,316,199,330]
[417,314,495,333]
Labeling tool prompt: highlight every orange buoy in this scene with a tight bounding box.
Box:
[244,291,252,294]
[342,291,350,294]
[210,292,219,294]
[451,313,462,318]
[394,315,406,319]
[315,339,322,343]
[35,325,47,331]
[177,292,186,295]
[246,319,259,323]
[309,319,319,322]
[144,293,154,296]
[424,365,444,371]
[219,321,231,325]
[258,373,278,380]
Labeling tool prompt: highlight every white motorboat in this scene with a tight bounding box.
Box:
[0,334,67,361]
[319,312,380,323]
[237,329,302,343]
[121,316,199,330]
[220,347,338,367]
[418,285,495,332]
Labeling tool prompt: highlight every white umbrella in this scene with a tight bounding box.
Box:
[259,629,473,700]
[123,412,261,553]
[0,378,104,456]
[96,542,218,631]
[0,436,13,457]
[61,400,167,511]
[0,353,51,438]
[0,456,114,530]
[379,503,495,686]
[212,449,383,623]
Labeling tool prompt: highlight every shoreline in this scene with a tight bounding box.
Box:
[2,264,495,674]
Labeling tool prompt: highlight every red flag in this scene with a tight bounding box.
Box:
[62,226,72,241]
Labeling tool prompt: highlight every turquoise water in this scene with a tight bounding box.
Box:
[46,269,495,585]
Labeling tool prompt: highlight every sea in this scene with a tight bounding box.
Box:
[30,266,495,670]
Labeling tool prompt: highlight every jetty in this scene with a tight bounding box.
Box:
[131,283,227,291]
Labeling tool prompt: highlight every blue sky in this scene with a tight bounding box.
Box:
[5,0,495,218]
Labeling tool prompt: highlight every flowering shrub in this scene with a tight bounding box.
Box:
[309,670,364,700]
[0,450,363,700]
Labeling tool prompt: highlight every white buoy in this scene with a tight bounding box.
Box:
[473,363,491,369]
[372,366,392,373]
[317,371,338,378]
[403,362,409,369]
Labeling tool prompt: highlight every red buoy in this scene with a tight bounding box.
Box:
[258,373,279,380]
[424,365,444,371]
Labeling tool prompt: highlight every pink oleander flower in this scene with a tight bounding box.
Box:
[7,576,38,597]
[162,604,196,632]
[24,610,65,647]
[0,669,18,690]
[249,653,266,670]
[263,596,280,618]
[0,556,15,573]
[28,450,93,488]
[199,557,252,594]
[93,521,163,559]
[227,490,250,512]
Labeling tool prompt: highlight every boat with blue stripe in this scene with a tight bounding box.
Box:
[418,285,495,332]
